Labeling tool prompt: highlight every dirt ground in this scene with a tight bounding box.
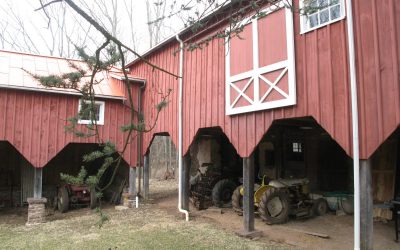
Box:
[0,179,398,250]
[148,179,399,250]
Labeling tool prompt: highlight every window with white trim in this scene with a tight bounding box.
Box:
[78,100,105,125]
[300,0,345,33]
[292,142,302,153]
[289,141,304,161]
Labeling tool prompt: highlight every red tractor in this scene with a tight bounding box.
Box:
[57,184,97,213]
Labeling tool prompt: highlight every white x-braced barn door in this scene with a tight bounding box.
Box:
[226,1,296,115]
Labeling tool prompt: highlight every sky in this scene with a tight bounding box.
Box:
[0,0,185,59]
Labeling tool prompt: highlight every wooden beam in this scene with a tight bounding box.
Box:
[129,167,137,195]
[143,154,150,200]
[360,159,373,250]
[243,156,255,232]
[33,168,42,199]
[182,154,190,210]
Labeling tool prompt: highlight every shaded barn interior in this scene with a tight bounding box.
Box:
[0,141,129,209]
[254,117,352,194]
[0,141,28,207]
[189,127,242,178]
[396,130,400,200]
[43,143,129,206]
[371,128,399,219]
[188,127,242,209]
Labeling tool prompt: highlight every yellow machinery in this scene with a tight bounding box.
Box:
[232,176,327,224]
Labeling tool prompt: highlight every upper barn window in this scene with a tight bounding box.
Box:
[300,0,345,33]
[225,1,296,115]
[78,100,105,125]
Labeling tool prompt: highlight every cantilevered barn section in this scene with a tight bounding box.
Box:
[0,50,142,223]
[127,0,400,248]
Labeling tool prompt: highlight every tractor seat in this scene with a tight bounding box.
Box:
[275,178,309,187]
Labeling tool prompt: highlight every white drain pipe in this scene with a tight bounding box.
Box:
[176,34,189,222]
[345,0,360,249]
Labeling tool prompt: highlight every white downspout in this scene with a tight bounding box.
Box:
[176,34,189,222]
[345,1,360,249]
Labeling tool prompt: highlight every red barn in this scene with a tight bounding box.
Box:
[0,0,399,247]
[0,50,143,215]
[126,0,400,247]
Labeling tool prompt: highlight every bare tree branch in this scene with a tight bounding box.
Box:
[37,0,179,78]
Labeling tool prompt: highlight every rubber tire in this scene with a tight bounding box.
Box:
[312,198,328,216]
[57,186,69,213]
[341,198,354,215]
[212,179,237,208]
[231,186,243,214]
[259,187,290,225]
[90,187,98,209]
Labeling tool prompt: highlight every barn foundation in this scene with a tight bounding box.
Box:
[26,197,47,225]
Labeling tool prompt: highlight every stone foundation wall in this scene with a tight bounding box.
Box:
[26,197,47,225]
[122,193,137,208]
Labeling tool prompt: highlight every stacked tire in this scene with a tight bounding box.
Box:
[211,179,237,208]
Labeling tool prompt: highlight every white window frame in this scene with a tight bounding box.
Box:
[225,1,296,115]
[292,142,303,153]
[78,100,105,125]
[300,0,346,34]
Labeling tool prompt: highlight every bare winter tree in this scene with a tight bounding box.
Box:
[146,0,168,47]
[0,0,98,57]
[0,0,146,58]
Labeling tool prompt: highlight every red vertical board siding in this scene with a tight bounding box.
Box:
[128,0,399,160]
[258,9,287,67]
[0,89,137,168]
[353,0,400,158]
[130,44,180,157]
[230,24,253,75]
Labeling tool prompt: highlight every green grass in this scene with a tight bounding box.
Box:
[0,204,288,250]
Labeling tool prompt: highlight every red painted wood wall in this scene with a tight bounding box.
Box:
[353,0,400,159]
[130,0,399,160]
[0,78,140,168]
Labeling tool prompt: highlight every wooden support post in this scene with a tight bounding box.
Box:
[182,154,190,210]
[143,154,150,200]
[33,168,42,199]
[275,129,283,179]
[243,156,255,233]
[129,167,137,195]
[360,159,373,250]
[27,167,47,225]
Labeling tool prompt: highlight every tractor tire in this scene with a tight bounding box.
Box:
[231,186,243,214]
[90,187,98,209]
[312,198,328,216]
[212,179,237,208]
[57,186,69,213]
[259,187,290,224]
[341,198,354,215]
